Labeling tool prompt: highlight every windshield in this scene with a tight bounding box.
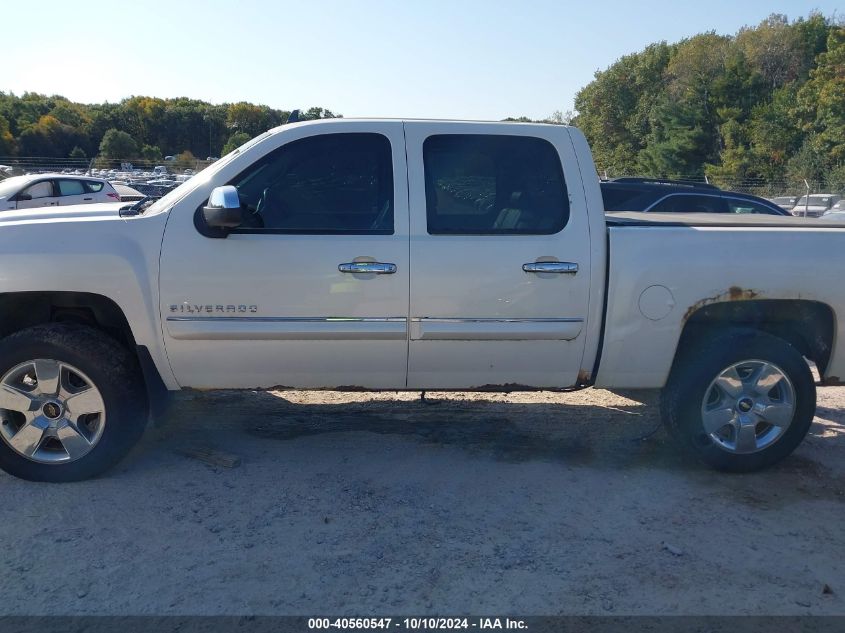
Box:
[0,177,24,198]
[143,130,276,215]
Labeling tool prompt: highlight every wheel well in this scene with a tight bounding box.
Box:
[0,291,136,348]
[681,299,835,375]
[0,291,171,417]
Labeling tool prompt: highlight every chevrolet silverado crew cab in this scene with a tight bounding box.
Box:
[0,119,842,482]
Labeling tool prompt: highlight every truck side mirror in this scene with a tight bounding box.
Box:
[202,186,243,230]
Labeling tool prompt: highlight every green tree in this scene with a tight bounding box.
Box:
[0,93,339,160]
[637,97,712,177]
[99,128,138,159]
[17,114,82,157]
[573,13,839,180]
[50,100,91,130]
[222,132,250,155]
[140,144,162,162]
[745,86,803,181]
[785,137,826,184]
[299,107,340,121]
[827,164,845,191]
[69,146,86,159]
[574,42,671,174]
[226,102,268,137]
[705,116,754,185]
[735,15,807,89]
[795,27,845,165]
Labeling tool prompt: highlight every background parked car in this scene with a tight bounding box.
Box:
[600,178,789,215]
[112,183,147,202]
[769,196,798,211]
[819,200,845,222]
[819,211,845,222]
[0,174,120,211]
[791,194,841,217]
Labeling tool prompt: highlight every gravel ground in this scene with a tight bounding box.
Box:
[1,386,843,615]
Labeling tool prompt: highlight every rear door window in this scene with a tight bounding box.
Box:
[423,134,568,234]
[57,180,86,196]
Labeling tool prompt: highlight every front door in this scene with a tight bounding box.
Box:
[404,123,592,389]
[159,123,410,389]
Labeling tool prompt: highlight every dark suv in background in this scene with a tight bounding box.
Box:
[601,178,789,215]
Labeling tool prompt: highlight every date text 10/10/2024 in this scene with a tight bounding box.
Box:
[307,618,528,630]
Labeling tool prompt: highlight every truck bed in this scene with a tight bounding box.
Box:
[596,213,845,389]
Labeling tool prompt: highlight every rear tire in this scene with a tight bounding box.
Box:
[661,328,815,472]
[0,323,148,482]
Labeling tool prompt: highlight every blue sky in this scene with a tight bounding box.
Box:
[6,0,840,119]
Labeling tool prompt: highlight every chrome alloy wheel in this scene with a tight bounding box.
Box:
[700,359,796,454]
[0,359,106,464]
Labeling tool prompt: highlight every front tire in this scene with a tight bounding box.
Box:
[0,324,148,482]
[661,328,816,472]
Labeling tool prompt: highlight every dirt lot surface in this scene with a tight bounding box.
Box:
[1,386,843,615]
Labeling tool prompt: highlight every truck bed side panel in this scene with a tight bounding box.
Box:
[595,224,845,389]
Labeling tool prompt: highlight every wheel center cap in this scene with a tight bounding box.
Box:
[42,401,63,420]
[737,397,754,413]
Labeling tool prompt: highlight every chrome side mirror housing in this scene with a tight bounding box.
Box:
[202,186,243,229]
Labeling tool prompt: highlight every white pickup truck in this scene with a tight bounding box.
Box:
[0,119,842,482]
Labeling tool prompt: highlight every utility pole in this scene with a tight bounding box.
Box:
[803,179,810,217]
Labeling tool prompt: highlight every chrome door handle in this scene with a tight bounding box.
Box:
[338,262,397,274]
[522,262,578,274]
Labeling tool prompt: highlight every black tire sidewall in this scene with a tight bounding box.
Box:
[0,325,147,482]
[662,329,816,473]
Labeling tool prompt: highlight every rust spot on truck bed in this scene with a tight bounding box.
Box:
[728,285,756,301]
[683,286,761,322]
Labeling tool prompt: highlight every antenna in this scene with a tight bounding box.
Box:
[287,109,300,124]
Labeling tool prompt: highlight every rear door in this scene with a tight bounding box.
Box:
[55,179,92,205]
[404,122,592,389]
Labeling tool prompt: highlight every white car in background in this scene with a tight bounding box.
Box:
[791,194,841,217]
[0,174,120,210]
[819,200,845,221]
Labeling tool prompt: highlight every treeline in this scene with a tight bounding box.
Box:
[0,94,339,162]
[2,12,843,185]
[573,13,845,189]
